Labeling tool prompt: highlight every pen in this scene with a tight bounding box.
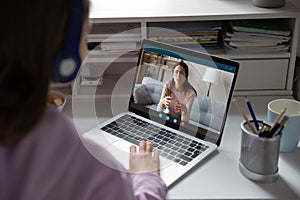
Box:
[245,97,259,131]
[267,123,281,138]
[233,99,258,134]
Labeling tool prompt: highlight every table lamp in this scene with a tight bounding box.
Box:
[202,68,220,96]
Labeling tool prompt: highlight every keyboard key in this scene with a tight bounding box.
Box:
[187,147,195,152]
[123,137,139,145]
[179,154,192,162]
[178,148,185,154]
[180,160,188,166]
[184,151,192,157]
[173,158,182,163]
[181,144,188,149]
[169,150,178,156]
[176,137,184,142]
[160,152,168,158]
[167,154,175,160]
[116,133,126,138]
[191,152,200,158]
[161,137,170,142]
[153,138,161,143]
[174,142,182,147]
[172,146,179,151]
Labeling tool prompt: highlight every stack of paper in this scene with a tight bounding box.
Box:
[148,27,220,50]
[221,20,291,54]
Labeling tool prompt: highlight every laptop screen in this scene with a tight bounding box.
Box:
[129,39,239,146]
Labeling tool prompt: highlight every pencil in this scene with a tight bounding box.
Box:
[269,115,289,137]
[245,97,259,131]
[270,107,287,130]
[279,115,289,126]
[232,98,258,134]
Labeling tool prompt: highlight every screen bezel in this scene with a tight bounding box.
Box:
[129,39,239,146]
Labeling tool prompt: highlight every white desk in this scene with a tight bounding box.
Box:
[63,95,300,200]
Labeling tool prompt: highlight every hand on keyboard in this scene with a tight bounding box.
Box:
[129,141,160,176]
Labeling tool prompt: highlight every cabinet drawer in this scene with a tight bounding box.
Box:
[234,59,289,90]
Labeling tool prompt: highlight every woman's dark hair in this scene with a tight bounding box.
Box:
[170,61,197,95]
[0,1,73,145]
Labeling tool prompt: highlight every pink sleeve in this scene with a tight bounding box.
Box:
[130,173,167,200]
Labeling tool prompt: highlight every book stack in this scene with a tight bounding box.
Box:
[221,20,291,54]
[148,27,220,50]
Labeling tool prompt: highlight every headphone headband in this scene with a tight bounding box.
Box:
[52,0,84,83]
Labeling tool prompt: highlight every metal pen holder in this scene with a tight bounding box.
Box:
[239,120,280,183]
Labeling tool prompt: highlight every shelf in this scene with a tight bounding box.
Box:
[89,0,300,20]
[85,49,139,63]
[193,48,291,59]
[84,0,300,96]
[89,22,141,35]
[88,34,141,43]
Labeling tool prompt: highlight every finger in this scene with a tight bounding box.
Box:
[146,142,153,152]
[165,100,170,106]
[130,145,137,159]
[130,145,137,153]
[166,96,173,100]
[139,140,146,153]
[153,149,159,159]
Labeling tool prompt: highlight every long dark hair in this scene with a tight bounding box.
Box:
[0,1,73,145]
[169,61,197,95]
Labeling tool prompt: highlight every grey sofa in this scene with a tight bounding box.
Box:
[133,77,226,131]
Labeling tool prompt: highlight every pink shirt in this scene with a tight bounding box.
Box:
[0,106,167,200]
[158,81,196,121]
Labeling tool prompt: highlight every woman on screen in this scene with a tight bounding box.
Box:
[157,61,196,122]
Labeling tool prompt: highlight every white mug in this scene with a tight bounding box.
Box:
[267,99,300,153]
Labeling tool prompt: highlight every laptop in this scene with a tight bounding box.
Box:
[83,39,239,187]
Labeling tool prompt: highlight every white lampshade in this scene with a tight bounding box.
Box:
[202,68,221,96]
[202,68,221,85]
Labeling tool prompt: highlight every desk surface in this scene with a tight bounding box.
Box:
[64,95,300,200]
[69,0,300,198]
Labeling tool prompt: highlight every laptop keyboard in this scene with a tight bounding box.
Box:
[100,114,209,166]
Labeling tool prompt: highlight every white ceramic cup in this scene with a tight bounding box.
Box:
[267,99,300,153]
